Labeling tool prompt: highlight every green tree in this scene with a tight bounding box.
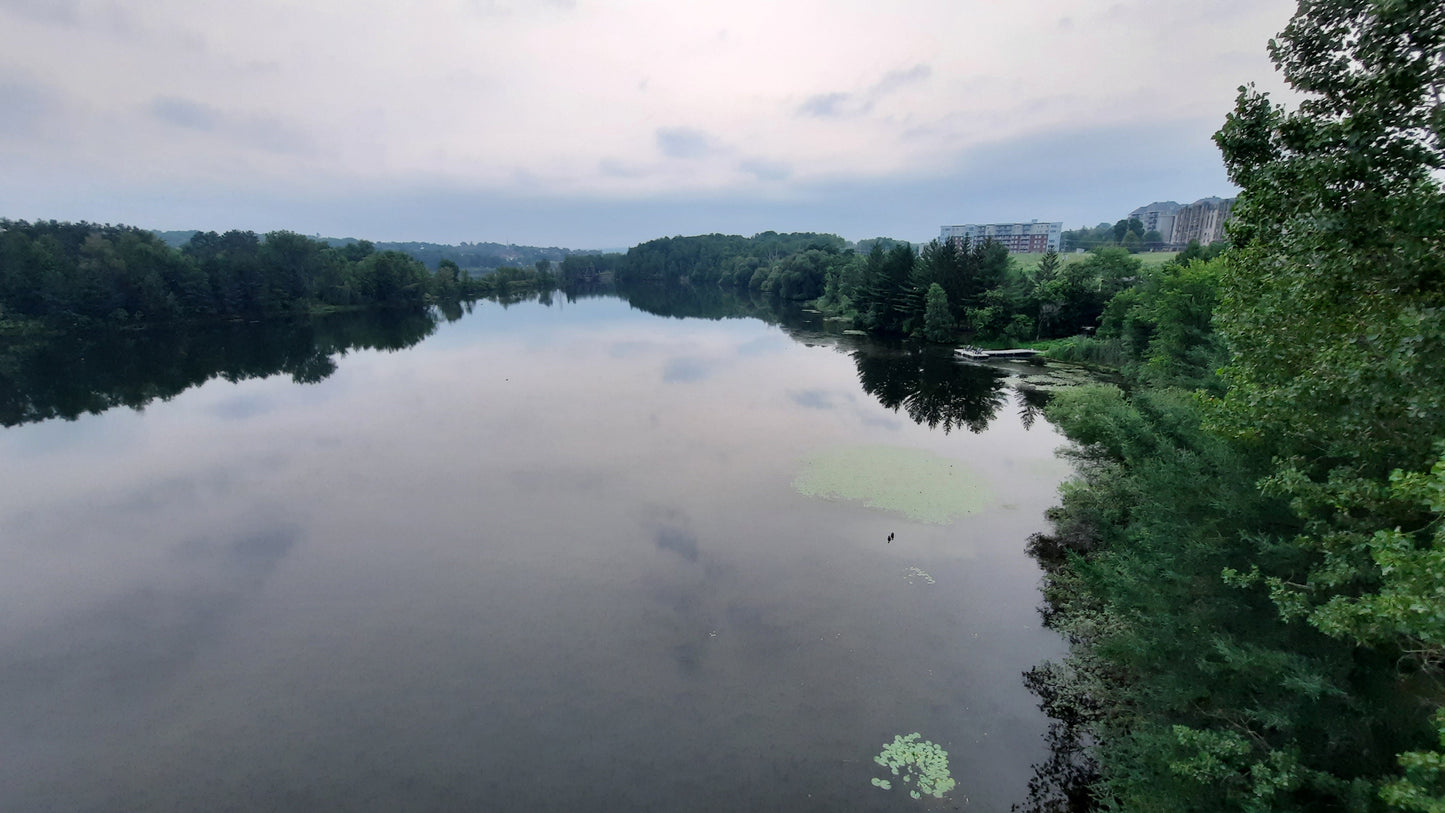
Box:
[921,283,954,343]
[1214,0,1445,654]
[1208,0,1445,807]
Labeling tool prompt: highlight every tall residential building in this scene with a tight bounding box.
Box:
[1171,197,1235,246]
[939,220,1062,253]
[1128,201,1182,243]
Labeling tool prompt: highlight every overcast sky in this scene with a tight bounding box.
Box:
[0,0,1296,248]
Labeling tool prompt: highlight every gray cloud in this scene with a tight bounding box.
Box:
[598,158,646,178]
[7,120,1234,250]
[0,0,80,26]
[146,95,314,155]
[796,63,932,119]
[0,75,55,137]
[234,115,314,155]
[0,0,144,39]
[873,64,932,95]
[797,92,852,118]
[656,127,715,160]
[149,96,220,131]
[739,158,790,181]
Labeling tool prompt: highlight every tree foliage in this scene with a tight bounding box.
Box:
[0,221,569,324]
[1213,0,1445,657]
[1025,2,1445,809]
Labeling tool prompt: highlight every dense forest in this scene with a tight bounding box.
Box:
[609,226,1227,348]
[1021,1,1445,810]
[153,229,590,274]
[0,223,574,325]
[2,216,1209,351]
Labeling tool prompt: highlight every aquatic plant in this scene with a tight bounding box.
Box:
[793,445,992,524]
[903,566,935,585]
[872,732,956,799]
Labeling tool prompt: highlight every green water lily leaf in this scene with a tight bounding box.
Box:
[868,732,958,800]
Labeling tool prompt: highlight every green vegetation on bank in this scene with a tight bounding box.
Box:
[0,222,576,326]
[1021,2,1445,810]
[151,229,592,274]
[604,225,1204,348]
[3,220,1211,351]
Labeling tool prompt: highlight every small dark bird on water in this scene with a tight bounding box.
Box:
[887,532,895,543]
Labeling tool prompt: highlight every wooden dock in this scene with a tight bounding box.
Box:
[954,346,1041,360]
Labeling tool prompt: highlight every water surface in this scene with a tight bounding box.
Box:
[0,295,1070,811]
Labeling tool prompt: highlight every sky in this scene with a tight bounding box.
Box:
[0,0,1298,249]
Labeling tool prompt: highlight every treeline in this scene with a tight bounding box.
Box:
[614,231,852,300]
[610,229,1213,347]
[821,240,1155,343]
[336,239,579,273]
[1020,2,1445,810]
[830,240,1224,345]
[154,230,590,274]
[0,220,568,324]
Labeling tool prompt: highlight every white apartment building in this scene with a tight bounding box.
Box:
[939,220,1062,253]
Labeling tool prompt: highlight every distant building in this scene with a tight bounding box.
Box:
[1171,197,1235,246]
[1128,201,1182,243]
[940,220,1062,253]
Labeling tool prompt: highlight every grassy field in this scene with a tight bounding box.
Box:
[1010,250,1179,271]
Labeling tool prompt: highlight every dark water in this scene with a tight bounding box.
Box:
[0,293,1071,811]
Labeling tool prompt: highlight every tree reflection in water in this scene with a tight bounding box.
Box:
[852,348,1011,434]
[0,308,440,428]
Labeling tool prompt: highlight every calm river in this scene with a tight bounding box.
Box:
[0,291,1071,811]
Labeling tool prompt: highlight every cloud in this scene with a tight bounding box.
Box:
[0,1,1293,243]
[796,63,932,119]
[148,96,219,130]
[656,127,716,160]
[598,158,646,178]
[0,0,81,26]
[3,116,1233,248]
[0,0,143,39]
[0,74,55,137]
[797,92,852,118]
[873,64,932,95]
[145,95,313,155]
[739,158,790,182]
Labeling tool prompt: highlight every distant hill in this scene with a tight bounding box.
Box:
[151,230,602,271]
[325,238,593,272]
[153,230,200,248]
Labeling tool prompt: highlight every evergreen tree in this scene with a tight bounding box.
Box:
[922,283,954,343]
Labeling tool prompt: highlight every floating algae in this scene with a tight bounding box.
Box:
[903,566,935,585]
[793,445,992,524]
[871,732,957,800]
